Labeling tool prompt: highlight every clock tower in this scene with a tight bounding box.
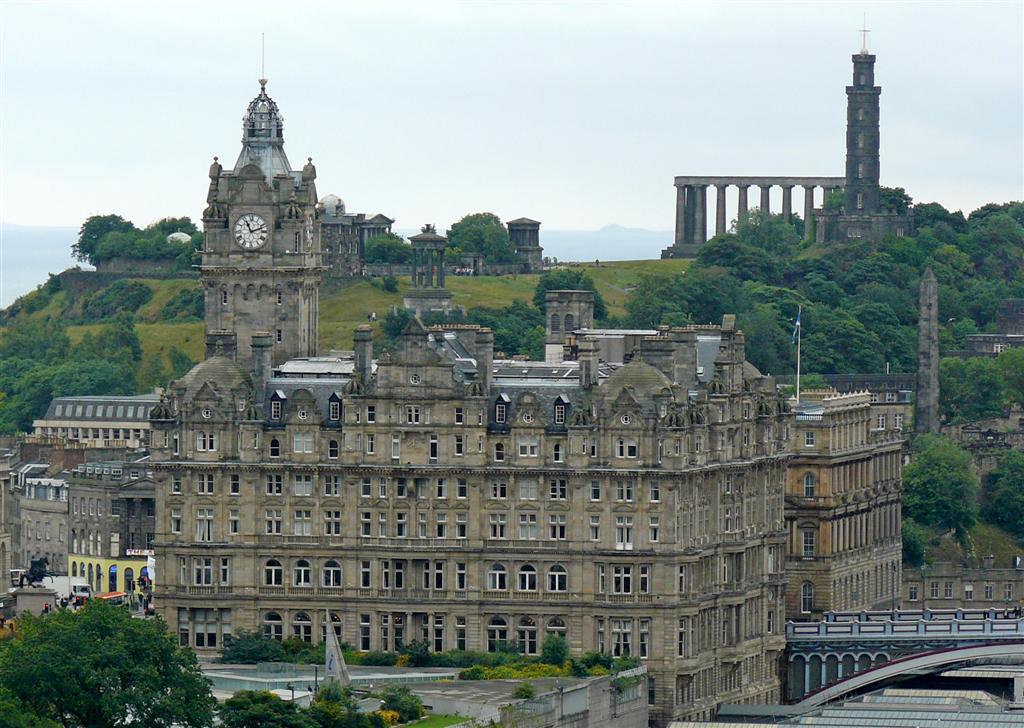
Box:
[201,79,321,369]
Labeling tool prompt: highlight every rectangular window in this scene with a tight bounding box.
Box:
[359,614,371,651]
[548,514,567,540]
[360,511,371,536]
[324,510,342,536]
[435,478,447,498]
[396,512,407,538]
[456,562,467,591]
[265,474,283,495]
[197,474,214,495]
[454,435,464,456]
[615,516,634,550]
[518,479,538,500]
[324,475,340,497]
[360,561,371,588]
[293,509,312,536]
[549,479,567,500]
[802,530,816,557]
[612,566,632,594]
[171,508,182,534]
[229,509,239,535]
[365,405,375,423]
[456,513,467,539]
[366,434,375,454]
[230,474,240,495]
[329,400,341,421]
[639,619,650,658]
[220,558,231,586]
[597,565,606,594]
[391,434,401,460]
[639,565,651,593]
[271,400,281,419]
[435,512,447,538]
[518,437,538,457]
[406,406,420,424]
[293,474,313,497]
[590,480,601,501]
[418,512,428,538]
[985,584,994,600]
[678,565,687,593]
[650,481,660,502]
[590,515,601,541]
[495,403,506,423]
[519,513,538,540]
[616,480,634,502]
[649,516,660,543]
[554,403,565,425]
[489,513,507,539]
[454,407,464,425]
[804,431,816,447]
[360,478,371,498]
[457,479,468,499]
[265,509,282,535]
[195,508,213,542]
[490,481,507,499]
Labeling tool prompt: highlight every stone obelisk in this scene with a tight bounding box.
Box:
[915,268,940,434]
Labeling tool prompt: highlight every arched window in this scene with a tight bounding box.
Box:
[803,472,816,498]
[108,565,118,592]
[263,611,283,640]
[294,559,311,586]
[264,559,283,586]
[518,564,537,591]
[72,562,77,577]
[801,582,814,613]
[563,314,575,331]
[323,560,342,587]
[88,563,94,583]
[293,612,312,642]
[550,314,561,333]
[548,564,568,592]
[553,443,562,462]
[487,617,508,652]
[269,439,281,458]
[488,563,507,591]
[494,443,505,462]
[328,440,339,459]
[518,616,538,655]
[124,567,134,592]
[856,162,864,180]
[546,617,567,640]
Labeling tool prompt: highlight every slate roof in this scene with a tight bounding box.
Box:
[43,394,160,422]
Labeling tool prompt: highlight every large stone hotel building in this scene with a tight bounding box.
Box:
[148,73,898,724]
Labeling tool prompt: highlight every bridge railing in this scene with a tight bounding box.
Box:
[789,609,1024,640]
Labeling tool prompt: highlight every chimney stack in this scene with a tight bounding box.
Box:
[579,337,599,390]
[354,325,374,385]
[251,332,273,402]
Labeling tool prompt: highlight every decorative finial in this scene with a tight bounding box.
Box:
[213,156,218,162]
[860,14,870,54]
[259,78,267,91]
[308,157,313,163]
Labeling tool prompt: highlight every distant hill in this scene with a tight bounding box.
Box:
[0,223,80,306]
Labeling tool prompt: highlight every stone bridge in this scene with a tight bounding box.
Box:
[786,607,1024,700]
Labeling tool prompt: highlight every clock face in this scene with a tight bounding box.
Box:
[234,213,268,249]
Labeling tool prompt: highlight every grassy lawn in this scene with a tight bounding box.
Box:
[135,279,202,322]
[411,715,466,728]
[68,321,205,366]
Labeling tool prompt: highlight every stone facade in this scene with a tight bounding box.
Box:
[318,194,394,279]
[961,299,1024,356]
[200,80,321,370]
[403,225,454,316]
[150,315,791,724]
[785,390,903,621]
[822,374,914,433]
[67,460,156,596]
[11,463,68,573]
[903,559,1024,611]
[544,291,596,363]
[507,218,544,273]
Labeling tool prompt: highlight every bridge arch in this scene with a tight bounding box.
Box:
[796,642,1024,708]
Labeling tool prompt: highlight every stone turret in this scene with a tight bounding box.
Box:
[544,290,595,363]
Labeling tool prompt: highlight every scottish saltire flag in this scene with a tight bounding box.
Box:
[792,306,802,344]
[325,609,351,685]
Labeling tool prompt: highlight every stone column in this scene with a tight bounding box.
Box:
[674,186,688,247]
[438,249,445,287]
[411,249,419,287]
[759,184,771,214]
[715,184,728,236]
[684,186,697,247]
[781,185,793,221]
[737,185,749,221]
[428,249,436,287]
[694,185,707,245]
[803,186,815,229]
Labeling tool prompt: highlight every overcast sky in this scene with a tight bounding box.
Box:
[1,0,1021,235]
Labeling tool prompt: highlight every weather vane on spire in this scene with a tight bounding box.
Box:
[259,32,267,89]
[860,14,870,54]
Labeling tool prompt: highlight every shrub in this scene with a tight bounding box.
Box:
[539,635,568,666]
[379,685,424,723]
[512,683,536,700]
[382,275,399,293]
[84,280,153,319]
[375,709,401,726]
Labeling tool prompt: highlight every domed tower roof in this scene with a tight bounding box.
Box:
[598,357,674,413]
[319,194,346,217]
[174,356,253,403]
[233,79,294,181]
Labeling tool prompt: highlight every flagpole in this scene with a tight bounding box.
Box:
[795,306,802,403]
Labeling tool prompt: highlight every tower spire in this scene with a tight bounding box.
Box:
[859,14,870,54]
[259,32,266,87]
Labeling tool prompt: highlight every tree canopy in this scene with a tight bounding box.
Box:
[73,214,200,267]
[902,435,979,535]
[447,213,516,264]
[0,600,215,727]
[981,451,1024,540]
[364,233,412,264]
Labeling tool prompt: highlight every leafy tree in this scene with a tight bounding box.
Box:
[997,348,1024,407]
[902,518,927,567]
[539,635,568,666]
[879,186,912,214]
[169,347,196,378]
[448,213,516,264]
[74,214,137,263]
[0,318,70,362]
[512,683,536,699]
[218,691,318,728]
[940,357,1006,423]
[914,202,967,233]
[377,686,423,723]
[161,288,205,321]
[219,630,288,663]
[902,435,979,534]
[532,269,608,320]
[981,452,1024,540]
[364,234,412,265]
[381,275,399,293]
[0,600,215,727]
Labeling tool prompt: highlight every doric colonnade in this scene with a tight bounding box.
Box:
[410,243,446,288]
[673,176,845,248]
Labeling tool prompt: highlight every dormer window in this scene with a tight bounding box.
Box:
[271,401,282,420]
[495,403,507,424]
[329,401,341,421]
[554,405,565,425]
